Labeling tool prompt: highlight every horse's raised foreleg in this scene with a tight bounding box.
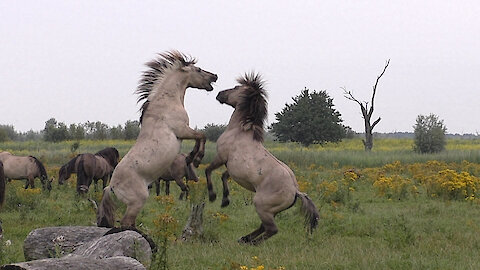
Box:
[173,125,206,167]
[205,157,226,202]
[221,171,230,207]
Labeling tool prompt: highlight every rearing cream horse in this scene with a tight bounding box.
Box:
[205,73,319,244]
[97,51,217,228]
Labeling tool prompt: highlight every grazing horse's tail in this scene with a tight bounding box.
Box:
[97,186,116,228]
[296,192,319,233]
[0,161,5,207]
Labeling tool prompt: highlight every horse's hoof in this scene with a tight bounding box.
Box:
[209,193,217,202]
[221,199,230,208]
[237,236,250,244]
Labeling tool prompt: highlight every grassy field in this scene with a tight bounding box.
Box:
[2,138,480,269]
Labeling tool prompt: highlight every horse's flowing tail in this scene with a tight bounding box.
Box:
[0,161,5,207]
[97,186,116,228]
[296,192,319,233]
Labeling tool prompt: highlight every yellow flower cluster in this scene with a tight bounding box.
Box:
[212,211,229,223]
[232,256,284,270]
[368,161,480,201]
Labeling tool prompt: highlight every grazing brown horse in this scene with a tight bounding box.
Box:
[205,73,319,244]
[58,147,119,193]
[0,161,5,207]
[0,151,51,191]
[97,51,217,228]
[151,153,199,199]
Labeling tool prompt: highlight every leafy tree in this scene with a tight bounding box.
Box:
[43,118,69,142]
[270,88,346,146]
[202,123,226,142]
[0,129,8,142]
[413,113,447,153]
[124,120,140,140]
[69,124,85,140]
[0,125,17,141]
[109,125,124,140]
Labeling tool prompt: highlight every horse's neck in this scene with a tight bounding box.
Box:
[226,109,243,130]
[149,73,188,106]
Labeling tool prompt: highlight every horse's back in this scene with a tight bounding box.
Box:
[1,155,36,179]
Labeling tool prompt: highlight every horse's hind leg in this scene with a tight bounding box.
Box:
[249,211,278,245]
[165,180,170,195]
[26,177,35,189]
[238,224,265,244]
[154,179,160,196]
[221,171,230,207]
[120,189,149,228]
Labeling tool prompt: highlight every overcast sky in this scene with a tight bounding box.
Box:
[1,1,479,134]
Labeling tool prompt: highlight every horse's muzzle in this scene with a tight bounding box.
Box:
[216,91,227,104]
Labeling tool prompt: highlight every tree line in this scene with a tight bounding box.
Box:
[0,58,449,153]
[0,118,141,142]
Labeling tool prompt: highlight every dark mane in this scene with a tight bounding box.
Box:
[95,147,120,167]
[135,50,196,124]
[30,156,48,180]
[60,155,80,176]
[236,72,268,142]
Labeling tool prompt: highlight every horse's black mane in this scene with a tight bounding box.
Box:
[60,155,80,175]
[236,72,268,142]
[29,156,48,180]
[95,147,119,168]
[136,50,196,124]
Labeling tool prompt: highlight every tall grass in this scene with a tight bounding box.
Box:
[2,138,480,168]
[1,138,480,269]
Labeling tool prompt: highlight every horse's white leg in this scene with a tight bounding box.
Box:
[120,188,149,228]
[205,156,226,202]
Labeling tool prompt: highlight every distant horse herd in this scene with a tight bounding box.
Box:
[0,50,319,244]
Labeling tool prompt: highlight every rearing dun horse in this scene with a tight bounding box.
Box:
[205,73,319,244]
[97,51,217,228]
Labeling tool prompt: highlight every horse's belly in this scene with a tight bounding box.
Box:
[114,136,180,185]
[232,177,256,192]
[3,161,28,179]
[227,160,258,192]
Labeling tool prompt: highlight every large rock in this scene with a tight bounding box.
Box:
[1,256,146,270]
[23,226,110,260]
[13,226,152,269]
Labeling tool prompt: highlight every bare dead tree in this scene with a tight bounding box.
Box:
[343,59,390,151]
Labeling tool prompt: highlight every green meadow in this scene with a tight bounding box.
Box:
[1,138,480,269]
